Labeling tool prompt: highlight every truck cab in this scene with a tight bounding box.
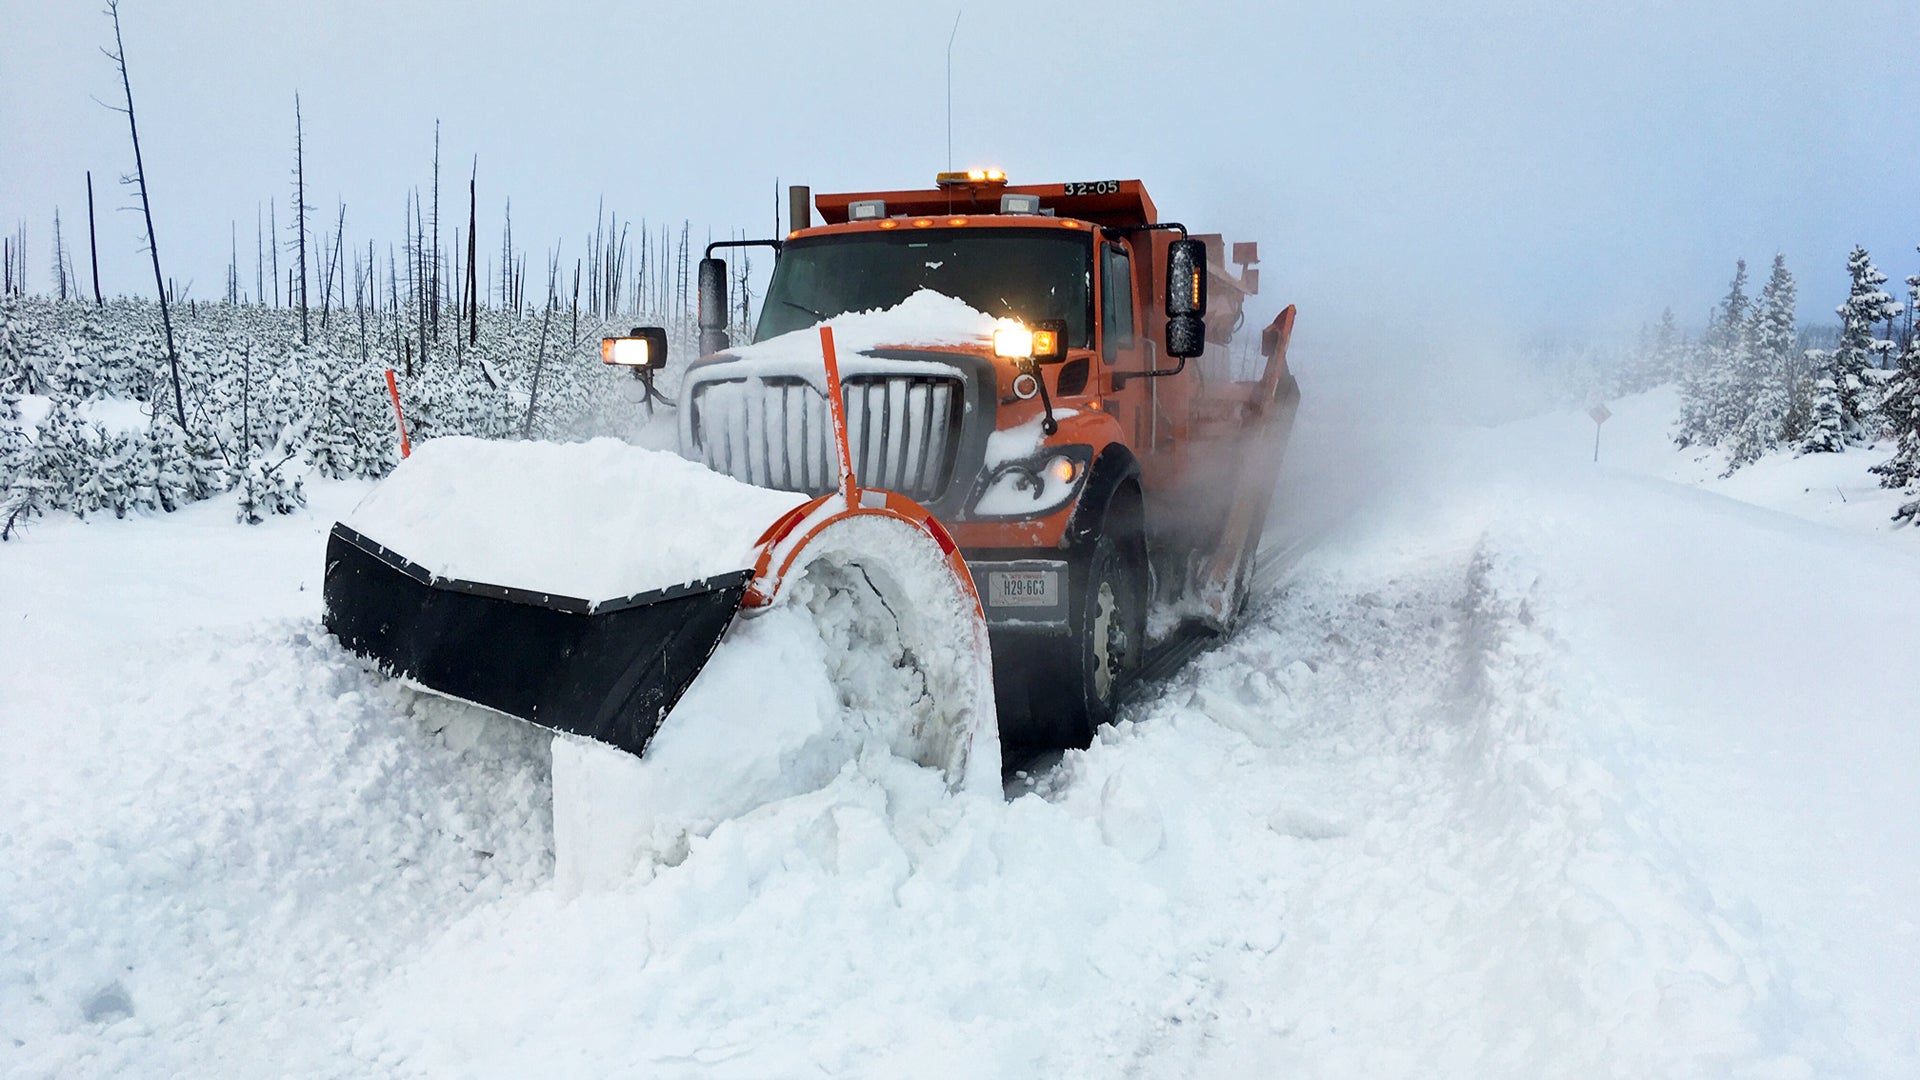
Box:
[650,173,1295,750]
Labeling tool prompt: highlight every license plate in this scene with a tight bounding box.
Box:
[988,570,1058,607]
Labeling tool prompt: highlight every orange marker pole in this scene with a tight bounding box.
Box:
[384,368,411,459]
[819,325,856,501]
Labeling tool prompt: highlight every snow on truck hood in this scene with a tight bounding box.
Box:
[721,288,1009,371]
[340,436,807,602]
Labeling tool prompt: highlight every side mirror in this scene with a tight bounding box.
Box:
[601,326,668,369]
[697,257,729,356]
[1165,237,1207,359]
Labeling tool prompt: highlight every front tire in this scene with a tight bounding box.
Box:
[1071,530,1145,741]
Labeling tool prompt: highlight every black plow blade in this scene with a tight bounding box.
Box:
[322,523,751,757]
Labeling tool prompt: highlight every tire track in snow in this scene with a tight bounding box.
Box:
[1103,532,1837,1077]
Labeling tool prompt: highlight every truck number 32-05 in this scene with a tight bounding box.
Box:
[1063,180,1120,196]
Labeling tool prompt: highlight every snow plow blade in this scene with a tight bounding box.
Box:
[323,523,750,758]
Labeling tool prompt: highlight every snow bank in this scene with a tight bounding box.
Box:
[340,436,806,601]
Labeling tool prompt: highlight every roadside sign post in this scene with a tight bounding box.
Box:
[1589,403,1612,463]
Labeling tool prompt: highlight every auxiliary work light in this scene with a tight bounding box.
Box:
[992,325,1034,360]
[602,327,668,367]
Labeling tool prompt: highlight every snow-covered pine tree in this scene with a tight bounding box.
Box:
[235,414,308,524]
[1727,255,1798,469]
[1827,247,1901,437]
[1652,307,1685,388]
[1677,261,1749,448]
[0,385,32,537]
[1873,312,1920,493]
[0,298,55,396]
[146,414,210,512]
[1622,310,1678,395]
[1798,351,1846,453]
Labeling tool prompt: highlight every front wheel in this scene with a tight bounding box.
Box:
[1072,531,1146,741]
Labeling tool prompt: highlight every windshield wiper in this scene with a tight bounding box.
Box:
[777,297,829,322]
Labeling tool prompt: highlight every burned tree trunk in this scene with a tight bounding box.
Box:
[103,0,186,430]
[467,160,478,345]
[86,171,103,305]
[293,94,311,345]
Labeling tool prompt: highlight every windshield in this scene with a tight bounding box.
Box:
[754,228,1094,346]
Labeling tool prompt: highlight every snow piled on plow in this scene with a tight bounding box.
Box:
[342,436,806,600]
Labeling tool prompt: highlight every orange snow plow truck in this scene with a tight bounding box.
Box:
[323,172,1298,758]
[674,174,1298,747]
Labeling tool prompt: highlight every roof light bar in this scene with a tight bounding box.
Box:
[937,168,1007,187]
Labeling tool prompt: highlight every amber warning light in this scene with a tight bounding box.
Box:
[937,168,1006,187]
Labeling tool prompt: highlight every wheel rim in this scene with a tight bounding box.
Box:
[1091,578,1118,703]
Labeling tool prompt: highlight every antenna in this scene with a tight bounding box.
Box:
[946,11,962,172]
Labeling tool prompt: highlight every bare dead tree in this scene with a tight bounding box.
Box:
[51,208,70,302]
[467,159,477,344]
[413,189,427,363]
[101,0,186,429]
[319,201,344,328]
[269,201,279,307]
[292,93,311,344]
[388,244,406,376]
[590,199,605,319]
[500,197,512,313]
[353,252,368,363]
[523,248,559,438]
[255,203,263,306]
[86,172,103,304]
[226,220,238,304]
[429,120,441,340]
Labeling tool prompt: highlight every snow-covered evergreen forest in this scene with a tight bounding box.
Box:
[1520,244,1920,522]
[0,184,765,539]
[5,203,1918,537]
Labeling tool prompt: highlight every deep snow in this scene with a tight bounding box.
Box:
[3,386,1917,1077]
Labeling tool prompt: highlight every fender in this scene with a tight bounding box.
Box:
[1064,442,1142,552]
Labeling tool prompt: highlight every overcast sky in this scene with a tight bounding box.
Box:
[4,0,1917,353]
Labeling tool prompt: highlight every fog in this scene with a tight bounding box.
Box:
[5,0,1918,413]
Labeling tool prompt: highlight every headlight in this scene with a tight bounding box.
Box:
[970,450,1091,518]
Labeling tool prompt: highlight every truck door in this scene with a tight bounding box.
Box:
[1099,240,1149,447]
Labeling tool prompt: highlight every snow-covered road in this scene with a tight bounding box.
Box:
[3,390,1915,1077]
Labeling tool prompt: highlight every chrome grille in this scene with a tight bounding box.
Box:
[691,375,963,501]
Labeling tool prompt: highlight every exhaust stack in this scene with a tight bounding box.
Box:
[788,185,811,233]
